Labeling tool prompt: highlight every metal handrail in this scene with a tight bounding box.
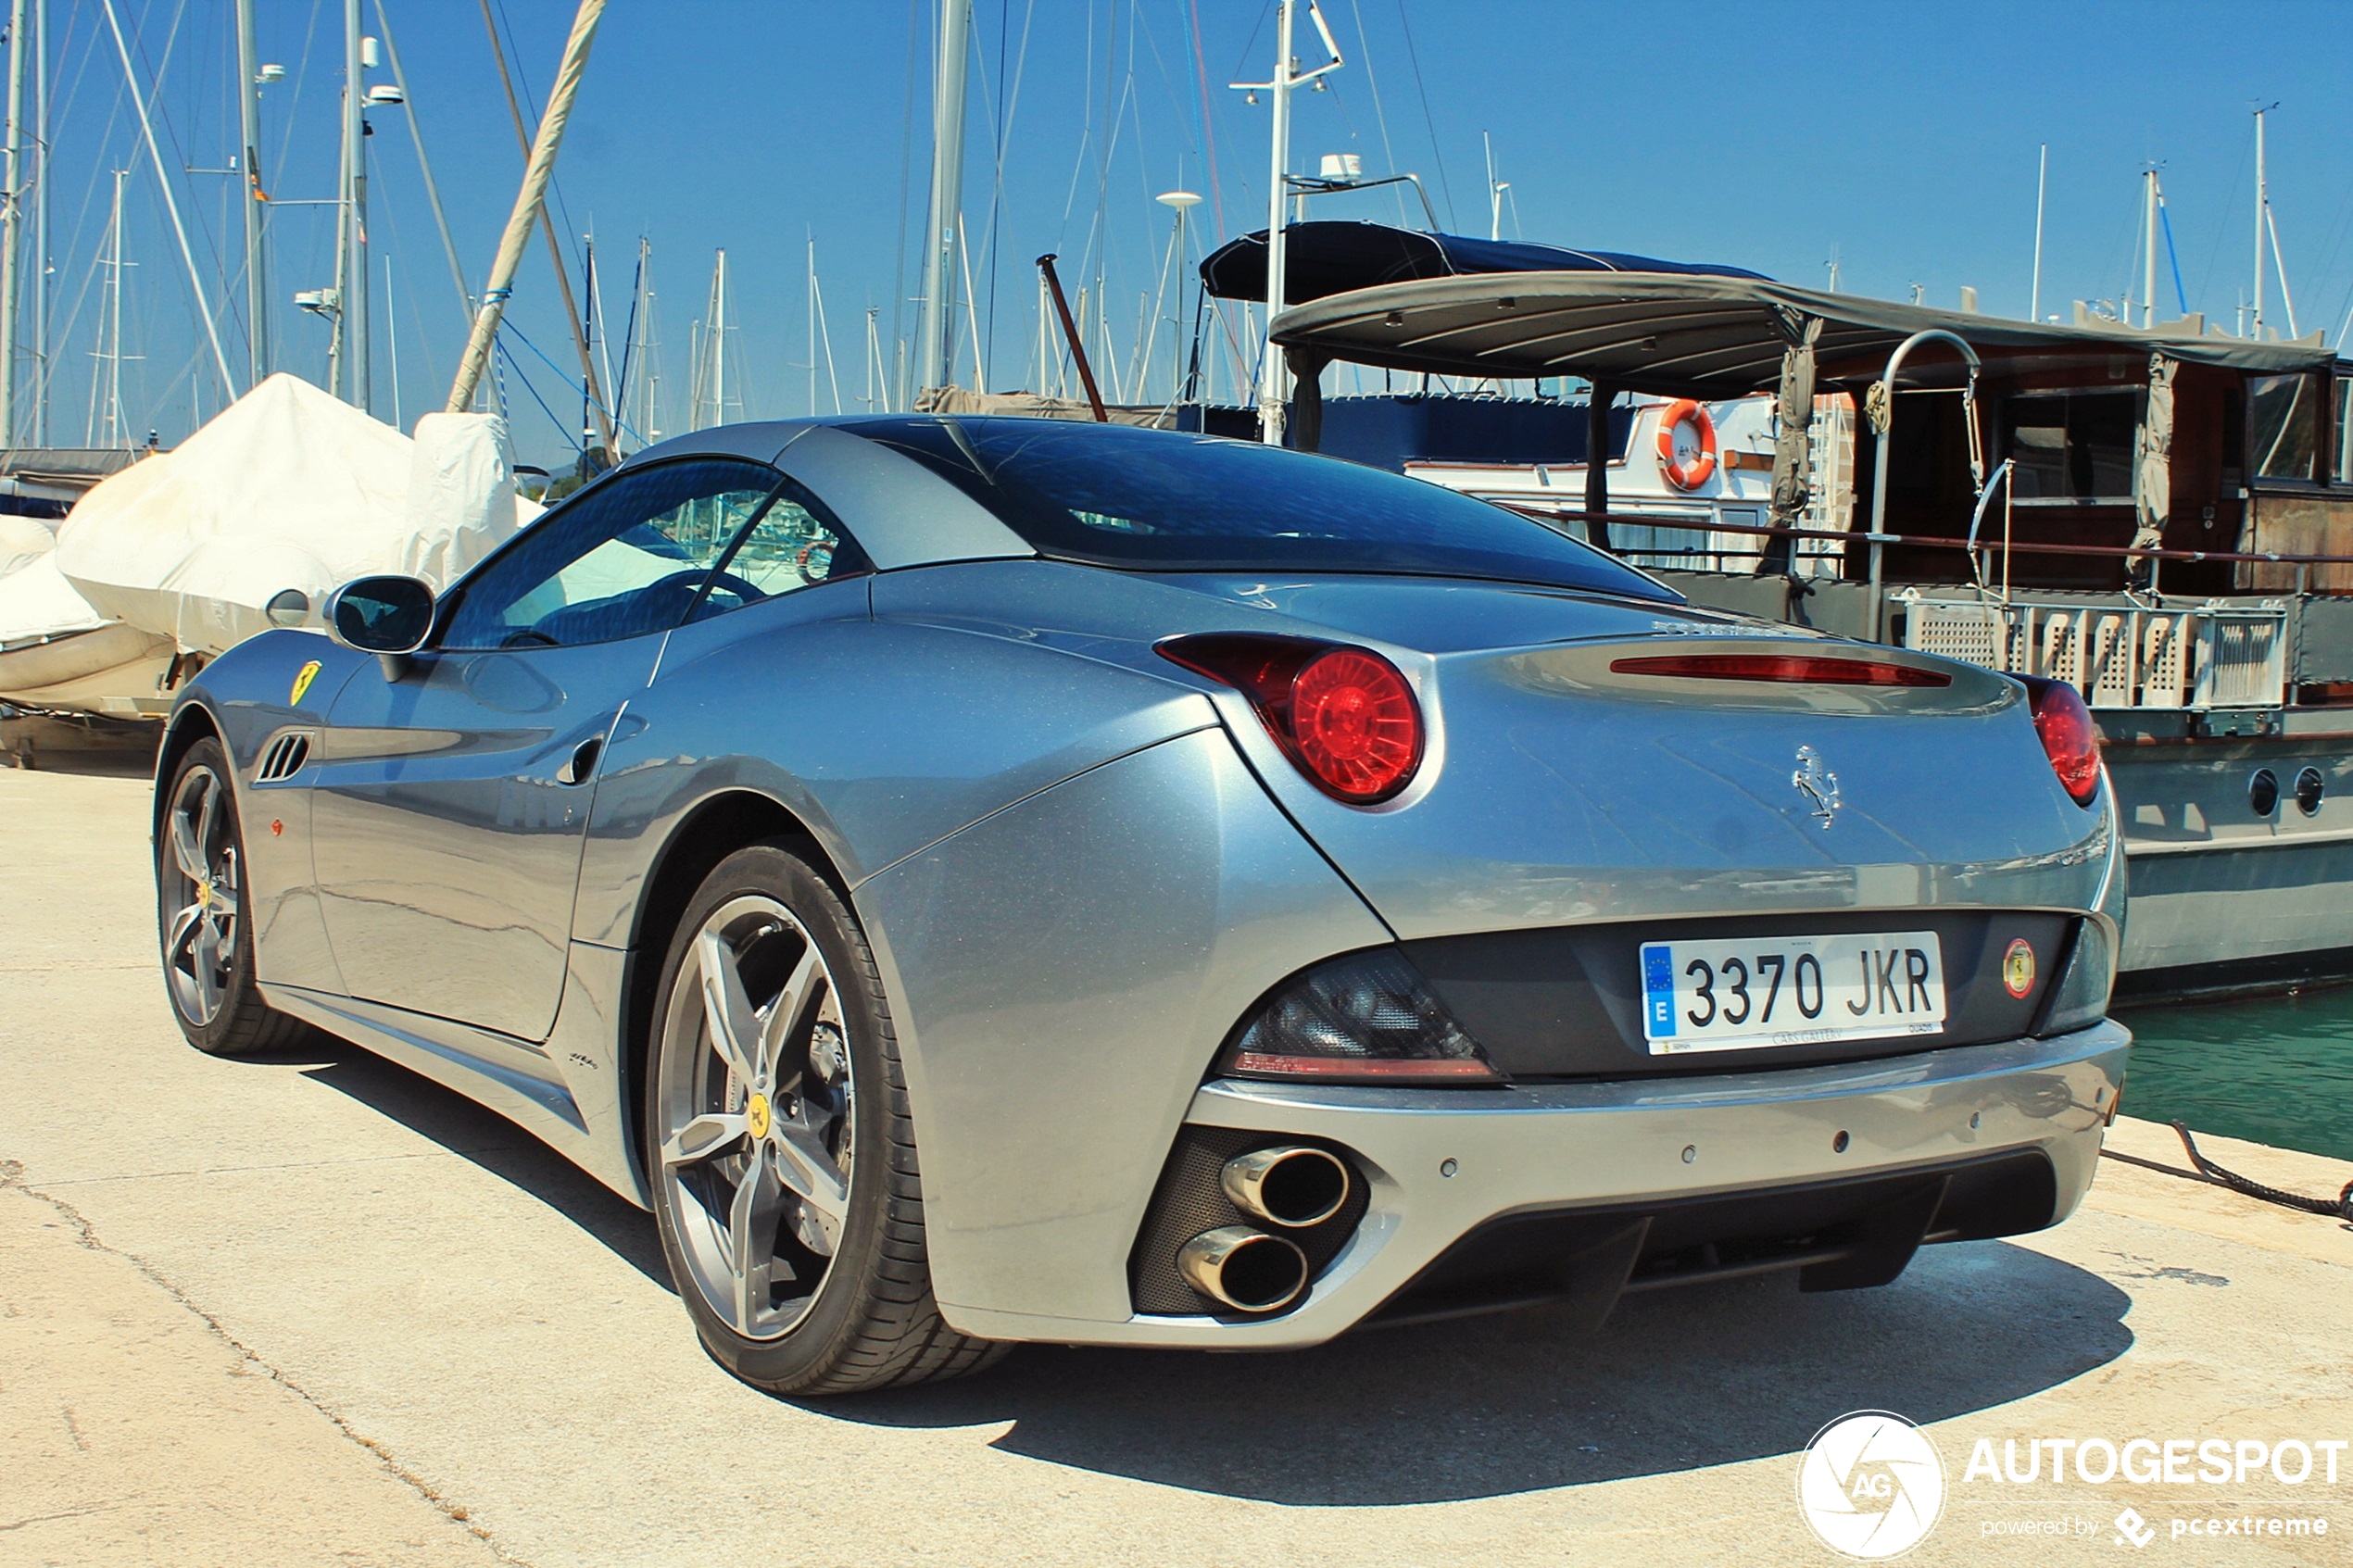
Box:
[1495,501,2353,569]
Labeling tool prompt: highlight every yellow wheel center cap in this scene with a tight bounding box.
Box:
[195,881,211,909]
[746,1092,772,1140]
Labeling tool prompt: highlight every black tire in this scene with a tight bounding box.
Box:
[644,842,1006,1396]
[156,737,308,1057]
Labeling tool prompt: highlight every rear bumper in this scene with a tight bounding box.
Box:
[939,1018,2129,1348]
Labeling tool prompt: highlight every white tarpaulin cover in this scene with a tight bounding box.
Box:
[55,372,535,656]
[0,552,109,644]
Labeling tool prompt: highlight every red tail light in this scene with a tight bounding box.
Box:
[1158,633,1425,804]
[1609,653,1952,687]
[2019,674,2101,806]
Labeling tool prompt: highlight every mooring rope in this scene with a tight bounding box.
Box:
[2159,1121,2353,1223]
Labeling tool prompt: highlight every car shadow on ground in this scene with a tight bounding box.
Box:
[271,1028,673,1290]
[825,1243,2132,1506]
[241,1026,2134,1508]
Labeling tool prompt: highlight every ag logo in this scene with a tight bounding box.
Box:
[1795,1411,1945,1560]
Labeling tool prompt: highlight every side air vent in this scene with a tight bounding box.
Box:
[255,731,313,783]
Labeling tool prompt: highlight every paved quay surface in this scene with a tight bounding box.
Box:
[3,759,2348,1567]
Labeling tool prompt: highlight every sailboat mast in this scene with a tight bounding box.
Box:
[2029,144,2045,324]
[711,247,727,424]
[235,0,268,385]
[106,168,124,446]
[30,0,44,442]
[1258,0,1295,444]
[0,0,26,444]
[2252,107,2266,339]
[915,0,969,396]
[2143,169,2157,329]
[384,252,398,427]
[341,0,370,409]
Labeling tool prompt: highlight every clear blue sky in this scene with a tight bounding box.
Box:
[40,0,2353,464]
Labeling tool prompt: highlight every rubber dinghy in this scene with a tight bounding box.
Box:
[54,372,539,667]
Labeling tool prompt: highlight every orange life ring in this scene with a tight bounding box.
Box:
[1657,399,1718,490]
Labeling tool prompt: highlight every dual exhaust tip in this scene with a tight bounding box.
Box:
[1176,1145,1353,1313]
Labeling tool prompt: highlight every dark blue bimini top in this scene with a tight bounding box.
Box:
[1198,220,1769,305]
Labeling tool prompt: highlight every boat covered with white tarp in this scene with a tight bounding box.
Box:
[51,372,537,664]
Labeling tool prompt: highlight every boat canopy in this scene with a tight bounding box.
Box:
[1199,220,1768,307]
[1266,270,2336,399]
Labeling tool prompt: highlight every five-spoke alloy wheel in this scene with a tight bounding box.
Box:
[156,737,306,1056]
[646,843,1003,1394]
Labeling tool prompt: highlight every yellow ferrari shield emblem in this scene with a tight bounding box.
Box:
[746,1092,772,1140]
[2002,937,2036,999]
[288,659,322,708]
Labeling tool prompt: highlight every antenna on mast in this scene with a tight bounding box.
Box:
[1230,0,1344,445]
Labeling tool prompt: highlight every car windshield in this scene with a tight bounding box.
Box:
[846,417,1677,600]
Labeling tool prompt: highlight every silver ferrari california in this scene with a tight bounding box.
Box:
[152,416,2128,1395]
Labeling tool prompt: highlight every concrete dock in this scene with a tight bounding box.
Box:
[3,759,2347,1567]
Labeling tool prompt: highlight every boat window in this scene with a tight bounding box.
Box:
[686,481,870,624]
[2334,377,2353,484]
[2250,372,2319,482]
[442,458,794,649]
[2000,391,2136,502]
[844,416,1678,601]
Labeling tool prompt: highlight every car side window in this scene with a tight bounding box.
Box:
[686,479,870,624]
[441,458,787,649]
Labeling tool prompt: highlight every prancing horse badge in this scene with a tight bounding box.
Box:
[1793,745,1841,828]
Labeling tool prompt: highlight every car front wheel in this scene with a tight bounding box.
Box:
[645,842,1003,1395]
[157,736,308,1057]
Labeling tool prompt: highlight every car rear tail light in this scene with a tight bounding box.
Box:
[1219,948,1503,1085]
[2018,674,2101,806]
[1158,633,1424,803]
[1608,653,1952,687]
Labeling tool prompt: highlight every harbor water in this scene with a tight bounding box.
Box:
[2113,985,2353,1162]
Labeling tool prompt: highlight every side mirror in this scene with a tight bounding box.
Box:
[324,574,435,678]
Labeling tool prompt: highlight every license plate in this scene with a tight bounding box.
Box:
[1639,931,1945,1054]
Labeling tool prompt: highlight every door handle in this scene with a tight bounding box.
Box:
[556,736,602,786]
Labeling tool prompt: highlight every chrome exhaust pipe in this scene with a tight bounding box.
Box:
[1176,1226,1309,1312]
[1221,1145,1352,1229]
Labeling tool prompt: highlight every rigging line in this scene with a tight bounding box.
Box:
[126,0,236,314]
[1127,3,1204,208]
[1055,0,1096,238]
[477,0,610,453]
[980,0,1038,394]
[502,320,648,446]
[1342,0,1406,225]
[496,336,581,452]
[265,0,325,203]
[35,28,127,406]
[1184,0,1226,243]
[96,0,234,395]
[2158,196,2188,316]
[490,0,578,265]
[2194,119,2253,315]
[1390,0,1453,230]
[373,0,474,332]
[612,243,641,427]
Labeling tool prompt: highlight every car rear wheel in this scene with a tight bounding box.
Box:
[157,737,308,1057]
[646,843,1005,1395]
